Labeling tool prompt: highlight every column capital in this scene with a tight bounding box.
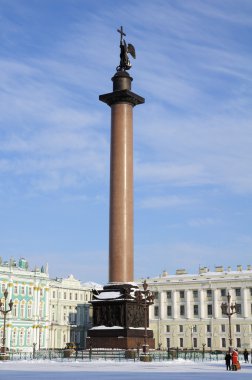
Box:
[99,89,145,107]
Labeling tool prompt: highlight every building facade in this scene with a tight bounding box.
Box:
[0,258,50,352]
[140,265,252,351]
[0,258,93,351]
[49,275,92,349]
[4,257,252,352]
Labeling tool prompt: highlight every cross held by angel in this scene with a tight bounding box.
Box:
[117,26,136,71]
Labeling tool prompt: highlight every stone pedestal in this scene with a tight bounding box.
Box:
[87,284,154,349]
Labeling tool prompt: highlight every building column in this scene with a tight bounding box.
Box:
[160,291,165,320]
[199,289,205,319]
[185,290,192,319]
[8,279,13,298]
[213,289,219,318]
[44,286,50,349]
[172,291,178,319]
[242,288,248,318]
[33,282,40,345]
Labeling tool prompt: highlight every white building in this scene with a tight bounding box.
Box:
[49,275,92,349]
[139,265,252,351]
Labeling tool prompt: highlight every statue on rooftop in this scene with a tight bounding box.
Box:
[116,26,136,71]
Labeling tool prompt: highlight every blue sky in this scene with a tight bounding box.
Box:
[0,0,252,284]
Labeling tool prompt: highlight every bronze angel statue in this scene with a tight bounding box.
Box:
[117,26,136,71]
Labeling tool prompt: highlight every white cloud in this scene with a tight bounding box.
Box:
[1,1,252,196]
[182,0,252,27]
[188,217,220,227]
[134,102,252,193]
[0,0,251,283]
[139,195,195,209]
[0,54,110,194]
[135,161,207,186]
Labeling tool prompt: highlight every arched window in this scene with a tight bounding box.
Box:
[13,301,19,317]
[27,302,32,319]
[27,328,32,346]
[20,301,26,318]
[12,329,17,346]
[19,329,24,346]
[39,327,43,348]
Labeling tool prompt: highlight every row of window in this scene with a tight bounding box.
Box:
[166,337,242,349]
[51,290,89,302]
[1,284,90,301]
[51,312,77,324]
[51,305,77,323]
[166,324,244,333]
[161,287,251,300]
[6,301,45,319]
[0,328,44,347]
[0,283,46,297]
[1,285,90,303]
[154,303,243,317]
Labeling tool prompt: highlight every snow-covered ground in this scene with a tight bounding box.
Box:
[1,359,252,379]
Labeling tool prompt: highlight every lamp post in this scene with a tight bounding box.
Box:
[135,280,154,354]
[188,324,196,350]
[32,342,37,359]
[0,289,13,355]
[38,324,42,351]
[202,343,206,359]
[221,292,237,348]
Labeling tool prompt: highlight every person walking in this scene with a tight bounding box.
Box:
[243,348,249,363]
[225,351,232,370]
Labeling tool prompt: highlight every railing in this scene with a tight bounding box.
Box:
[6,348,239,362]
[8,350,64,361]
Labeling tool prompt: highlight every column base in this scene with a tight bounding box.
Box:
[87,328,154,349]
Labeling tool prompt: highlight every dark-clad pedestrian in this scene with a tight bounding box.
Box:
[225,351,231,371]
[243,348,249,363]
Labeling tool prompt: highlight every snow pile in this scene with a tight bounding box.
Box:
[1,359,252,379]
[94,291,121,300]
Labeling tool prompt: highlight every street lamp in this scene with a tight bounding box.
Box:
[38,324,43,351]
[221,292,237,348]
[0,289,13,355]
[188,324,196,350]
[135,280,154,354]
[202,343,206,359]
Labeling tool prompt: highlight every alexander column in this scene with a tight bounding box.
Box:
[87,27,154,350]
[101,26,144,283]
